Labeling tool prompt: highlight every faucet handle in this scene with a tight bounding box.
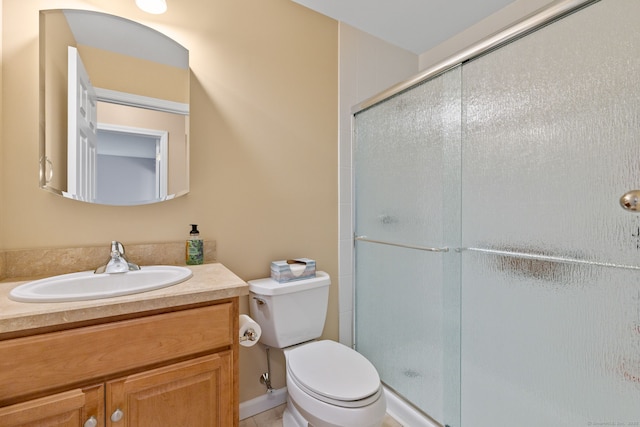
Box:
[111,241,125,255]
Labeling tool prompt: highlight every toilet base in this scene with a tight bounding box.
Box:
[283,394,386,427]
[282,399,308,427]
[284,371,386,427]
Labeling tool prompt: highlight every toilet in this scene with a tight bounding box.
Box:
[248,271,386,427]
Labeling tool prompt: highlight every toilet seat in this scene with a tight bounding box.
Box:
[286,340,382,408]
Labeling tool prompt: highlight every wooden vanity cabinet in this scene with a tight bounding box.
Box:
[0,385,103,427]
[106,351,232,427]
[0,299,239,427]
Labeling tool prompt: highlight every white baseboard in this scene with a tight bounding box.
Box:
[239,387,288,420]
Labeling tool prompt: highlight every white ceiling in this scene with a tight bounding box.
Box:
[291,0,518,54]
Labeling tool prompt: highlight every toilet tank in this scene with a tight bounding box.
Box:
[248,272,331,348]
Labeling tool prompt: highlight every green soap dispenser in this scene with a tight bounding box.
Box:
[186,224,204,265]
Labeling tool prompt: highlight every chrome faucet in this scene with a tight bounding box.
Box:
[94,241,141,274]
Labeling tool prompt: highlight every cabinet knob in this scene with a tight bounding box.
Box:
[111,408,124,422]
[84,416,98,427]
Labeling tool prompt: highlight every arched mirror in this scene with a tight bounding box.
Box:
[39,9,190,205]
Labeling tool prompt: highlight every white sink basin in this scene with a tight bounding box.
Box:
[9,266,193,303]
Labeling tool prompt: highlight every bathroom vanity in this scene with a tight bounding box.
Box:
[0,263,248,427]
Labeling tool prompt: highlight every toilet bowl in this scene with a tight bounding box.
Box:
[282,340,386,427]
[248,272,387,427]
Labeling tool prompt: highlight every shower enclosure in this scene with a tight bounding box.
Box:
[353,1,640,425]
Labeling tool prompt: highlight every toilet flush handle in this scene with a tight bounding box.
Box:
[253,296,266,306]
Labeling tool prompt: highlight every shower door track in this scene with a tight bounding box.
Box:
[351,0,598,115]
[354,235,449,253]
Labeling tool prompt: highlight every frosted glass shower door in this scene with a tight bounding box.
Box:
[354,67,461,426]
[461,0,640,425]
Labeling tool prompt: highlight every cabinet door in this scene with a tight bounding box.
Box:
[0,385,104,427]
[106,352,233,427]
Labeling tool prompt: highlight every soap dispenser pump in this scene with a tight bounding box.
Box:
[186,224,203,265]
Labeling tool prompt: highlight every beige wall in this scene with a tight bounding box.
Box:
[1,0,338,403]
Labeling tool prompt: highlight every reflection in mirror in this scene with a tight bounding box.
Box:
[40,9,190,205]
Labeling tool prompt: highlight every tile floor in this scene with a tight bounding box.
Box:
[239,404,403,427]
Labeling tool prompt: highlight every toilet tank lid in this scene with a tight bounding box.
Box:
[248,271,330,296]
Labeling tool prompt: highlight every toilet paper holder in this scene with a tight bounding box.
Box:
[240,327,259,343]
[239,314,261,347]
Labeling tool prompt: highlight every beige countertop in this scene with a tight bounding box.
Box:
[0,263,248,336]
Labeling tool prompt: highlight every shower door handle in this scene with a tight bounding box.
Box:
[354,235,449,252]
[620,190,640,211]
